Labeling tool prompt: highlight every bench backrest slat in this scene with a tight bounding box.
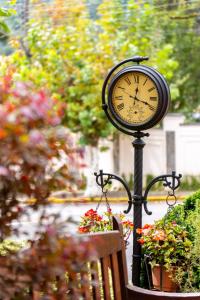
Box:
[91,261,101,299]
[32,216,128,300]
[74,216,128,300]
[110,252,122,300]
[101,256,112,299]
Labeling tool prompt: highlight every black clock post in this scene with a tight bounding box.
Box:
[131,131,148,286]
[95,56,182,287]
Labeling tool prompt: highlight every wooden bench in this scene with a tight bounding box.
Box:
[33,216,200,299]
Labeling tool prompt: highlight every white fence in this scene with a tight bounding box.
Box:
[95,113,200,178]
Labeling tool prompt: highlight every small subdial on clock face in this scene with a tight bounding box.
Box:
[127,104,145,124]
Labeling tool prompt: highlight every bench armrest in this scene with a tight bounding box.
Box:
[126,284,200,300]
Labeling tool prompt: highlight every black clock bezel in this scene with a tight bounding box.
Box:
[107,65,170,131]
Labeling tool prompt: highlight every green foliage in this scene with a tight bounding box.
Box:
[162,189,200,291]
[154,0,200,113]
[0,75,78,238]
[137,220,192,271]
[0,7,12,33]
[180,175,200,191]
[184,189,200,212]
[174,202,200,291]
[79,208,133,243]
[0,239,25,256]
[163,189,200,239]
[0,74,94,299]
[2,0,178,146]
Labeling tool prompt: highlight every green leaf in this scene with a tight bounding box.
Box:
[0,21,9,33]
[0,8,12,17]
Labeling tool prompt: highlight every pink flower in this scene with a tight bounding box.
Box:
[29,130,44,144]
[49,116,61,126]
[20,106,35,120]
[13,82,29,98]
[46,225,56,236]
[152,230,166,241]
[0,166,9,176]
[30,92,51,118]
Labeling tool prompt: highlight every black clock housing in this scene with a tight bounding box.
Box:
[107,65,170,131]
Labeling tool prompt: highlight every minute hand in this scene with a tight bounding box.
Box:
[132,96,156,111]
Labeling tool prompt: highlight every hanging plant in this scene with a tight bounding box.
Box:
[78,208,134,244]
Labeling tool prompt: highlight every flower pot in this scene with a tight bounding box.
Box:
[151,265,179,292]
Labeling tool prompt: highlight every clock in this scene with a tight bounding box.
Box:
[104,64,170,132]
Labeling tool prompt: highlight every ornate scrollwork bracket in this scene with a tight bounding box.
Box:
[94,170,182,216]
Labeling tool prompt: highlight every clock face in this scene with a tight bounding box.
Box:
[110,71,159,126]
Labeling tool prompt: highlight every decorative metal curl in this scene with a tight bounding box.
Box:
[94,170,132,211]
[94,170,182,216]
[143,171,182,202]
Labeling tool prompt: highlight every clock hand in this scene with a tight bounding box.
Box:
[135,87,139,96]
[120,89,139,104]
[119,90,155,111]
[135,97,155,111]
[133,87,139,105]
[130,95,156,111]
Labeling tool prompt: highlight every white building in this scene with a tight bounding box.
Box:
[96,113,200,178]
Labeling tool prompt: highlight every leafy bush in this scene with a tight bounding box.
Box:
[0,75,94,299]
[183,189,200,212]
[137,220,192,271]
[174,202,200,292]
[160,190,200,291]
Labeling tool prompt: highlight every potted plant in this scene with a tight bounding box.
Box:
[163,192,200,292]
[79,208,134,245]
[137,219,193,292]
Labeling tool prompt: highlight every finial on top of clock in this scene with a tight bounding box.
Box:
[131,56,149,64]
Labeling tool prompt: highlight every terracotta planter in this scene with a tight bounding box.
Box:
[151,265,179,292]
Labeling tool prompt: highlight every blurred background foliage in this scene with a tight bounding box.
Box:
[1,0,200,146]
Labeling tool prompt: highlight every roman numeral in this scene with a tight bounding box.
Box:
[134,75,139,84]
[143,78,148,86]
[115,96,123,100]
[150,97,157,101]
[124,77,131,85]
[149,106,155,111]
[148,87,156,92]
[117,103,124,111]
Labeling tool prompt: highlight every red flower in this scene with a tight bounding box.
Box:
[84,209,102,221]
[84,209,97,217]
[138,238,145,244]
[78,226,90,233]
[136,228,143,234]
[143,224,153,230]
[122,220,134,228]
[0,128,7,139]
